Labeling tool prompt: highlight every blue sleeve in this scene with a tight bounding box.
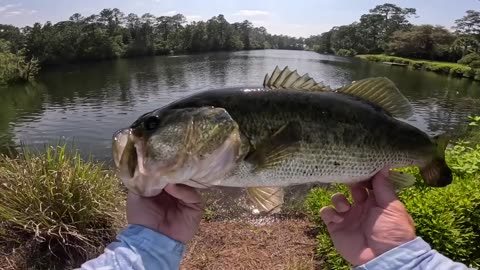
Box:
[354,237,476,270]
[79,224,185,270]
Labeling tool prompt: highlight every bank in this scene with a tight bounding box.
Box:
[357,54,480,81]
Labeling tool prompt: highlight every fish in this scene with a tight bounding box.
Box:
[112,66,452,213]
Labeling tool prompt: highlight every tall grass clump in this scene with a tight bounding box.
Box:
[0,144,124,269]
[305,133,480,269]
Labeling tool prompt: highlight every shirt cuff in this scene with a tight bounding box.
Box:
[353,237,431,270]
[119,224,186,258]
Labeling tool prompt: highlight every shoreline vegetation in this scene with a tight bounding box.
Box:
[0,117,479,269]
[357,54,480,81]
[1,4,480,85]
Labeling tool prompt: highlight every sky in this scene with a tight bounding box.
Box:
[0,0,479,37]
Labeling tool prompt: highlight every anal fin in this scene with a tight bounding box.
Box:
[389,170,416,191]
[246,187,284,214]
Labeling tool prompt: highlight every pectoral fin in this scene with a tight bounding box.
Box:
[246,186,284,214]
[246,121,302,171]
[389,170,416,191]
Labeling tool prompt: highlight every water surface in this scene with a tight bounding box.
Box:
[1,49,480,162]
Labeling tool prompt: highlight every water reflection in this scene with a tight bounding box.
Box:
[0,49,479,161]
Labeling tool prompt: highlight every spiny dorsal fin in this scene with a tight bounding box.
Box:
[246,186,284,214]
[263,66,331,91]
[337,77,414,119]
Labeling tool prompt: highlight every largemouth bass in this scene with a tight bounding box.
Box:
[113,66,452,212]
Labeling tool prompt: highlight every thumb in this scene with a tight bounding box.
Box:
[372,167,398,208]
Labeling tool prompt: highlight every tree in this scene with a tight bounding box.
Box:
[452,36,479,57]
[387,25,456,61]
[369,3,416,49]
[454,10,480,41]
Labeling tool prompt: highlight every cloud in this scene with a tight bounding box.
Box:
[186,15,202,22]
[0,4,19,13]
[233,10,270,17]
[3,8,37,17]
[162,10,177,16]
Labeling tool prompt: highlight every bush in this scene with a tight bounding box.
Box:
[0,145,124,269]
[305,144,480,269]
[469,60,480,69]
[336,48,357,57]
[458,53,480,65]
[0,51,40,85]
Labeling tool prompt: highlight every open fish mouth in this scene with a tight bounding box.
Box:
[112,128,139,178]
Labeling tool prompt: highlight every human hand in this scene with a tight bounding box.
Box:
[127,184,204,244]
[320,168,416,266]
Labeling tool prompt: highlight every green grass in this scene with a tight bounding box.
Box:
[357,54,479,81]
[0,144,125,269]
[305,138,480,269]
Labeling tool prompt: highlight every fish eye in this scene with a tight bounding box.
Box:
[143,116,160,131]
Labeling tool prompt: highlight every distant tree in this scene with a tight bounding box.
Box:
[454,10,480,41]
[452,36,479,57]
[387,25,456,61]
[368,3,417,49]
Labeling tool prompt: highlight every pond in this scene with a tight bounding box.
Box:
[1,49,480,163]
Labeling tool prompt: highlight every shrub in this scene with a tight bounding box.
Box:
[336,48,357,57]
[0,145,125,269]
[458,53,480,65]
[0,51,40,85]
[469,60,480,69]
[306,144,480,269]
[476,69,480,81]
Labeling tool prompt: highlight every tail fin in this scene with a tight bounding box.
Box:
[420,134,452,187]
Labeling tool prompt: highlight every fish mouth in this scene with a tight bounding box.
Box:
[112,128,140,179]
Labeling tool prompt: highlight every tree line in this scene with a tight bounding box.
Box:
[0,10,303,66]
[1,3,479,85]
[304,4,480,63]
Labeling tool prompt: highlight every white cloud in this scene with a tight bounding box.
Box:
[234,10,270,17]
[6,10,21,16]
[0,4,18,13]
[162,10,177,16]
[2,8,37,17]
[185,15,202,22]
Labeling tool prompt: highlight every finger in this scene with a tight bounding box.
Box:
[320,206,344,224]
[372,167,398,208]
[347,183,369,204]
[163,184,202,204]
[331,193,351,213]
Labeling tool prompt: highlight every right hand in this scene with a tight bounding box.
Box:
[126,184,204,244]
[320,167,416,266]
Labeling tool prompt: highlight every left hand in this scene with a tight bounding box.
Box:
[127,184,204,244]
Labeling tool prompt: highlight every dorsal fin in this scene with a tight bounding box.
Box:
[263,66,331,91]
[337,77,414,119]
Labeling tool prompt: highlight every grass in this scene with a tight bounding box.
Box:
[357,54,480,81]
[0,144,125,269]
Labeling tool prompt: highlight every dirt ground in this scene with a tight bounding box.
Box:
[181,218,321,270]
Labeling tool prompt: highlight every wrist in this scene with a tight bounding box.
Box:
[354,237,429,270]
